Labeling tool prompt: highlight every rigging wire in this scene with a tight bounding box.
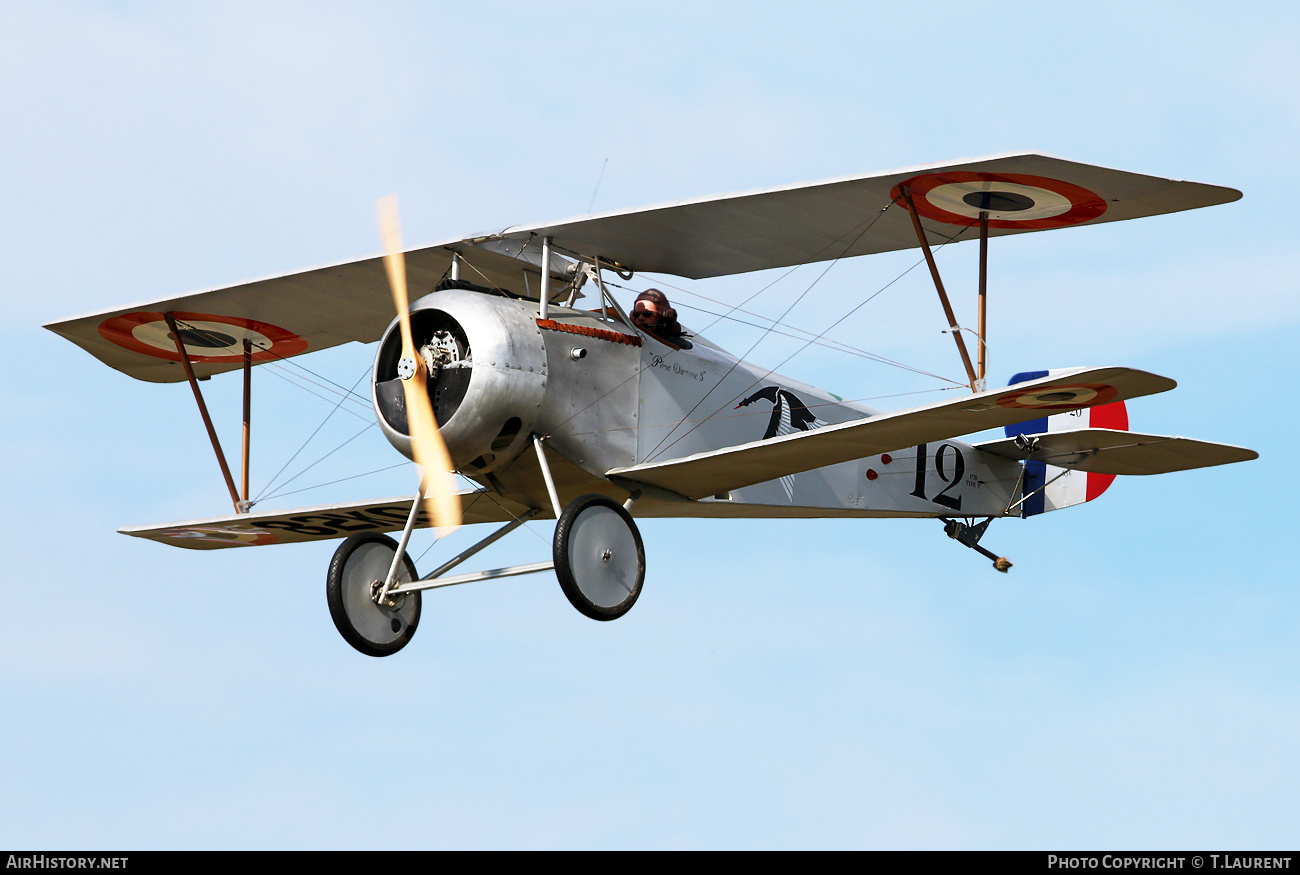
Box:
[267,359,370,407]
[254,364,374,502]
[647,214,981,462]
[260,462,409,502]
[169,317,372,406]
[174,202,980,515]
[542,200,964,445]
[411,478,554,566]
[168,318,370,412]
[259,365,373,422]
[168,318,380,506]
[409,484,534,564]
[587,158,609,214]
[602,276,959,385]
[257,420,377,502]
[262,358,372,406]
[644,201,899,461]
[692,262,809,336]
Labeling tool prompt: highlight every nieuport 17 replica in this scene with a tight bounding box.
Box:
[46,153,1257,656]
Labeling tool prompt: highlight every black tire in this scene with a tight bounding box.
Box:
[326,533,421,657]
[553,494,645,621]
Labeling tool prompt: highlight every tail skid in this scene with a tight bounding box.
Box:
[941,517,1013,572]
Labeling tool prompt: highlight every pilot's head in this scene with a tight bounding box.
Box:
[631,289,670,332]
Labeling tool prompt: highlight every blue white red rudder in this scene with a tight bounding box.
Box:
[1004,369,1129,516]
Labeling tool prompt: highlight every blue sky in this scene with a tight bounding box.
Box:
[1,0,1295,849]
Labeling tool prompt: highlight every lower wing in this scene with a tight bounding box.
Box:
[606,367,1177,500]
[120,489,528,550]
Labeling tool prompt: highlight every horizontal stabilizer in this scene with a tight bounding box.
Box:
[606,367,1176,500]
[120,490,527,550]
[974,428,1258,475]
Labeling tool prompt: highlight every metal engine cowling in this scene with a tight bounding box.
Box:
[372,289,546,475]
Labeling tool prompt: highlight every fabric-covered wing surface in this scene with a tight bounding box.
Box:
[45,153,1240,383]
[43,239,574,383]
[973,428,1258,475]
[606,368,1177,500]
[495,152,1240,279]
[120,489,529,550]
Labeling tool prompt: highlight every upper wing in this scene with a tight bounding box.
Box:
[494,152,1241,279]
[42,236,576,384]
[45,153,1240,383]
[973,428,1258,475]
[605,367,1176,500]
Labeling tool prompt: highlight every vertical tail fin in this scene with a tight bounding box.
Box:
[1005,369,1129,516]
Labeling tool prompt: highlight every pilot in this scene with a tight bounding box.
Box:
[631,289,683,341]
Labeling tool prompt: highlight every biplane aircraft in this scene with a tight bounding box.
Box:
[45,152,1258,656]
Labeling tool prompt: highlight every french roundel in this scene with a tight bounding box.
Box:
[97,311,308,364]
[157,526,280,546]
[995,383,1119,410]
[892,172,1108,229]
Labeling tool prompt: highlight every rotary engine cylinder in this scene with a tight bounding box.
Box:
[372,289,546,475]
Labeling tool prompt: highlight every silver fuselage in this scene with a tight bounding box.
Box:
[373,290,1021,520]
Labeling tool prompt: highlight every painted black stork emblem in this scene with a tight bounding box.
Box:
[735,386,821,438]
[734,387,827,499]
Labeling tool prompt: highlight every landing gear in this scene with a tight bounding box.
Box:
[553,494,645,621]
[323,490,645,655]
[326,533,422,657]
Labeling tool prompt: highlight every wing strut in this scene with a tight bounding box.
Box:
[978,210,989,387]
[164,312,244,513]
[900,186,982,392]
[241,338,252,508]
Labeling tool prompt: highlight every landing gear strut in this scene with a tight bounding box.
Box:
[940,517,1012,573]
[323,486,650,653]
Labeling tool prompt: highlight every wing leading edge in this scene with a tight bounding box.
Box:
[495,152,1241,279]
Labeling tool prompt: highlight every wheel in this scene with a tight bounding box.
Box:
[553,494,645,621]
[326,533,421,657]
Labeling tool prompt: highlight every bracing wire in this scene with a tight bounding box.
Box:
[644,202,899,461]
[259,365,373,422]
[646,214,981,462]
[258,420,376,502]
[254,364,374,503]
[602,276,959,385]
[261,462,409,502]
[542,201,969,447]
